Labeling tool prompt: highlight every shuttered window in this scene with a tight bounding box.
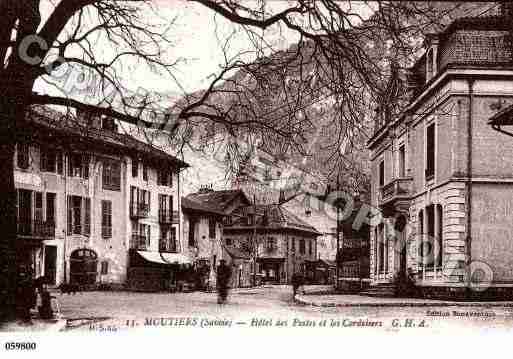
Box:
[101,200,112,239]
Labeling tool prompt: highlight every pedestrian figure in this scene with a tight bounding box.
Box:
[216,260,232,304]
[291,271,304,298]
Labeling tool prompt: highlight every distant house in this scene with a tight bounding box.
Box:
[223,204,320,284]
[182,188,252,289]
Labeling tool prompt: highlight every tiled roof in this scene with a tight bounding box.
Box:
[181,196,226,216]
[223,244,251,260]
[228,204,320,235]
[24,106,189,168]
[185,189,250,213]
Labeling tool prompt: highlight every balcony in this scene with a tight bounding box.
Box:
[130,202,150,219]
[158,210,179,224]
[131,234,148,251]
[159,239,178,253]
[379,177,413,214]
[17,220,55,239]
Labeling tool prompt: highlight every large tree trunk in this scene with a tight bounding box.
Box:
[0,79,31,323]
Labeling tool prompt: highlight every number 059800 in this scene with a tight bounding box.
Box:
[5,342,37,350]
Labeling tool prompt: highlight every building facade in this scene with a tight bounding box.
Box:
[367,13,513,297]
[15,106,188,289]
[223,204,320,284]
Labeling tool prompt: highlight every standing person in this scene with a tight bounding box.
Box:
[216,260,232,304]
[291,271,304,298]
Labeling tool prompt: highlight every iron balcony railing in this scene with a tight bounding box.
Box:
[130,202,150,219]
[158,209,179,224]
[131,234,149,250]
[17,220,56,238]
[159,239,178,253]
[379,177,413,205]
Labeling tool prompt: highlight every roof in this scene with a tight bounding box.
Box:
[223,244,251,260]
[227,204,320,235]
[181,196,226,216]
[23,106,189,169]
[488,103,513,126]
[185,189,250,213]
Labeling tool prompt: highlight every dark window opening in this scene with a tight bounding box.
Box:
[379,160,384,187]
[426,123,435,180]
[208,218,216,239]
[100,261,109,275]
[299,239,305,254]
[132,159,138,178]
[188,219,197,247]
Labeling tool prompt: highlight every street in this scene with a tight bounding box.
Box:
[57,286,513,333]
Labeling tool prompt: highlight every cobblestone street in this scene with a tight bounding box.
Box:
[57,286,513,333]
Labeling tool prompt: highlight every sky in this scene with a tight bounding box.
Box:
[34,1,375,101]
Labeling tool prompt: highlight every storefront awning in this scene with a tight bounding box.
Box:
[160,253,192,265]
[137,251,167,264]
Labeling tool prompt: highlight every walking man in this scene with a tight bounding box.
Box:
[216,260,232,304]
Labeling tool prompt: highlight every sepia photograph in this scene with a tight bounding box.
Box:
[1,0,513,354]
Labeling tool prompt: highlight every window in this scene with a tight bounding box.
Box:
[130,186,150,216]
[67,195,90,236]
[378,160,384,187]
[291,238,296,252]
[188,219,196,246]
[157,169,173,187]
[426,122,435,180]
[68,153,89,179]
[159,227,177,252]
[425,204,435,268]
[426,48,434,81]
[398,145,405,177]
[142,163,148,181]
[40,147,57,173]
[17,143,29,169]
[208,218,216,239]
[101,200,112,239]
[299,239,305,254]
[158,194,173,222]
[100,261,109,275]
[225,238,232,246]
[46,193,56,224]
[131,221,150,249]
[266,237,276,252]
[102,159,121,191]
[308,240,313,256]
[132,159,138,178]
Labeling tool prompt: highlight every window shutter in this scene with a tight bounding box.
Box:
[67,195,72,235]
[83,197,91,236]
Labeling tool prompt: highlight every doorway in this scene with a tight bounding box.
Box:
[70,248,98,286]
[44,246,57,285]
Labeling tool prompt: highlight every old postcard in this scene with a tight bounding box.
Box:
[1,0,513,356]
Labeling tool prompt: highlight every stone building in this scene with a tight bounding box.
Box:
[367,12,513,298]
[223,204,320,284]
[15,106,188,289]
[182,188,252,289]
